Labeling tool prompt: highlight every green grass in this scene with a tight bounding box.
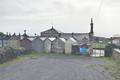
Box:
[112,59,120,80]
[0,52,90,68]
[92,43,107,48]
[0,51,50,68]
[101,57,118,71]
[99,57,120,80]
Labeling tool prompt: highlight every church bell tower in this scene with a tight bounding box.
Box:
[90,18,94,34]
[89,18,94,42]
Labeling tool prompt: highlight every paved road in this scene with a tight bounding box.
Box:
[0,55,113,80]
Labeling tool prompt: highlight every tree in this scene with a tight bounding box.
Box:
[0,32,5,37]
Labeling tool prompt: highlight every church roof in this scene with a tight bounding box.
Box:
[41,27,62,34]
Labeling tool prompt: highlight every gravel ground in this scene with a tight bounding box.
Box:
[0,55,114,80]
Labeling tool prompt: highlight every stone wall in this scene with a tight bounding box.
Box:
[8,40,21,49]
[0,47,25,64]
[51,38,65,53]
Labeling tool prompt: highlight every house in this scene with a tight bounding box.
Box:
[8,33,21,49]
[32,37,44,52]
[65,37,77,54]
[51,38,66,53]
[112,37,120,46]
[112,34,120,45]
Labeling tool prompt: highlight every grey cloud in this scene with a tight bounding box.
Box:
[0,0,120,37]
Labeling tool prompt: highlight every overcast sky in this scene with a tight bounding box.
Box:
[0,0,120,37]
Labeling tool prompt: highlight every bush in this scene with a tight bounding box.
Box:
[0,47,25,64]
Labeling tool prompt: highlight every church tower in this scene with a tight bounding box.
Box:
[89,18,94,42]
[90,18,94,34]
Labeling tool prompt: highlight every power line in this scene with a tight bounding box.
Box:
[97,0,104,17]
[95,0,104,22]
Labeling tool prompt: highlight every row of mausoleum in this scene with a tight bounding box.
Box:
[0,32,79,54]
[32,37,77,54]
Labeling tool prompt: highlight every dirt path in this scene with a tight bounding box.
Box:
[0,55,114,80]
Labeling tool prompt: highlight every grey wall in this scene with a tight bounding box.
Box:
[32,38,44,52]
